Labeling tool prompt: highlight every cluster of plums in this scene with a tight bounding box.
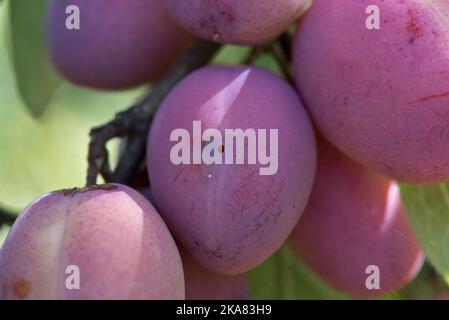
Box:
[1,0,448,299]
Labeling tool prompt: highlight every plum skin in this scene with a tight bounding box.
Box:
[141,188,250,299]
[47,0,191,89]
[289,141,424,297]
[164,0,311,45]
[147,65,317,275]
[0,184,185,300]
[180,246,250,300]
[293,0,449,184]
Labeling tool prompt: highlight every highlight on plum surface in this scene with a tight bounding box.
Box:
[293,0,449,184]
[164,0,311,45]
[148,65,317,275]
[0,184,185,300]
[47,0,191,89]
[289,140,424,297]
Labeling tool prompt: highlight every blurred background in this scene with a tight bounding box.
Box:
[0,0,448,300]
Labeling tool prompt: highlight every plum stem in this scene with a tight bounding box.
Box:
[86,39,221,186]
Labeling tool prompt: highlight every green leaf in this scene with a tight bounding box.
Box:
[248,245,410,300]
[254,53,283,76]
[401,183,449,285]
[0,2,144,211]
[398,262,449,299]
[248,245,352,299]
[213,44,251,65]
[8,0,61,117]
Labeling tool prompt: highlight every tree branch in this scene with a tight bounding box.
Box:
[86,39,221,186]
[270,39,294,84]
[0,208,17,227]
[279,32,292,62]
[114,132,148,185]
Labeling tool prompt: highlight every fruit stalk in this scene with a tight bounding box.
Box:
[86,39,221,186]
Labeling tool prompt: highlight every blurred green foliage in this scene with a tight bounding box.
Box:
[8,0,61,117]
[249,245,351,300]
[401,183,449,286]
[0,0,143,212]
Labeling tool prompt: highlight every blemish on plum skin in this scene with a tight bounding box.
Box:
[406,9,423,39]
[407,90,449,104]
[172,167,186,183]
[57,184,119,197]
[12,279,31,299]
[212,250,223,258]
[219,9,235,22]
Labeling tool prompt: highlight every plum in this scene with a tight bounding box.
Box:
[293,0,449,183]
[47,0,191,89]
[289,140,424,297]
[0,184,184,300]
[147,65,316,274]
[180,246,250,300]
[164,0,311,45]
[141,189,249,299]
